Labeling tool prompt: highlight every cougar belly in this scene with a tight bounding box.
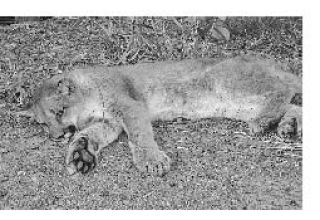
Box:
[147,91,264,122]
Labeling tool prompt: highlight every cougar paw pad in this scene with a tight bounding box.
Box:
[66,137,97,175]
[72,148,96,174]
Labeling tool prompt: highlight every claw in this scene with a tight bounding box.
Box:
[134,150,171,176]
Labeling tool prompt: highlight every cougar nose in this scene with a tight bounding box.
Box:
[64,124,77,134]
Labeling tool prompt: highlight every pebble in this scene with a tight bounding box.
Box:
[66,165,77,175]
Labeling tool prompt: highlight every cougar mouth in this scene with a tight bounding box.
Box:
[46,124,77,140]
[64,124,77,134]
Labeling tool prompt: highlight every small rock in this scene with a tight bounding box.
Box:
[0,176,9,182]
[17,171,25,176]
[0,148,9,153]
[0,188,8,197]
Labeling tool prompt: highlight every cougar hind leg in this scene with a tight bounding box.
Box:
[277,104,302,139]
[247,90,294,136]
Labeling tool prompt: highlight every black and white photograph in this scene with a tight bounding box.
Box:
[0,10,305,210]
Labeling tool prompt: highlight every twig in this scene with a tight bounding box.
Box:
[171,17,183,30]
[10,110,34,118]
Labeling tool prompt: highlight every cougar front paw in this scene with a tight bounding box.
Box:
[133,149,171,177]
[66,136,97,175]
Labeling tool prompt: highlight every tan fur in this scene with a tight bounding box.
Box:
[29,55,302,176]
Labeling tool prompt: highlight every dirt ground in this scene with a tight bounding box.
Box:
[0,17,302,209]
[0,114,302,209]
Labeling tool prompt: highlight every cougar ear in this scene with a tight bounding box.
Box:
[14,101,34,117]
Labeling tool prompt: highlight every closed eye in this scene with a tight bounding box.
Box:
[49,108,65,121]
[56,109,64,117]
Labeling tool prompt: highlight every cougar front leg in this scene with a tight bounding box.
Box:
[120,100,171,176]
[66,122,122,175]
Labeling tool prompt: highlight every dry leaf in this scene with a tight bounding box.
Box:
[211,26,230,41]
